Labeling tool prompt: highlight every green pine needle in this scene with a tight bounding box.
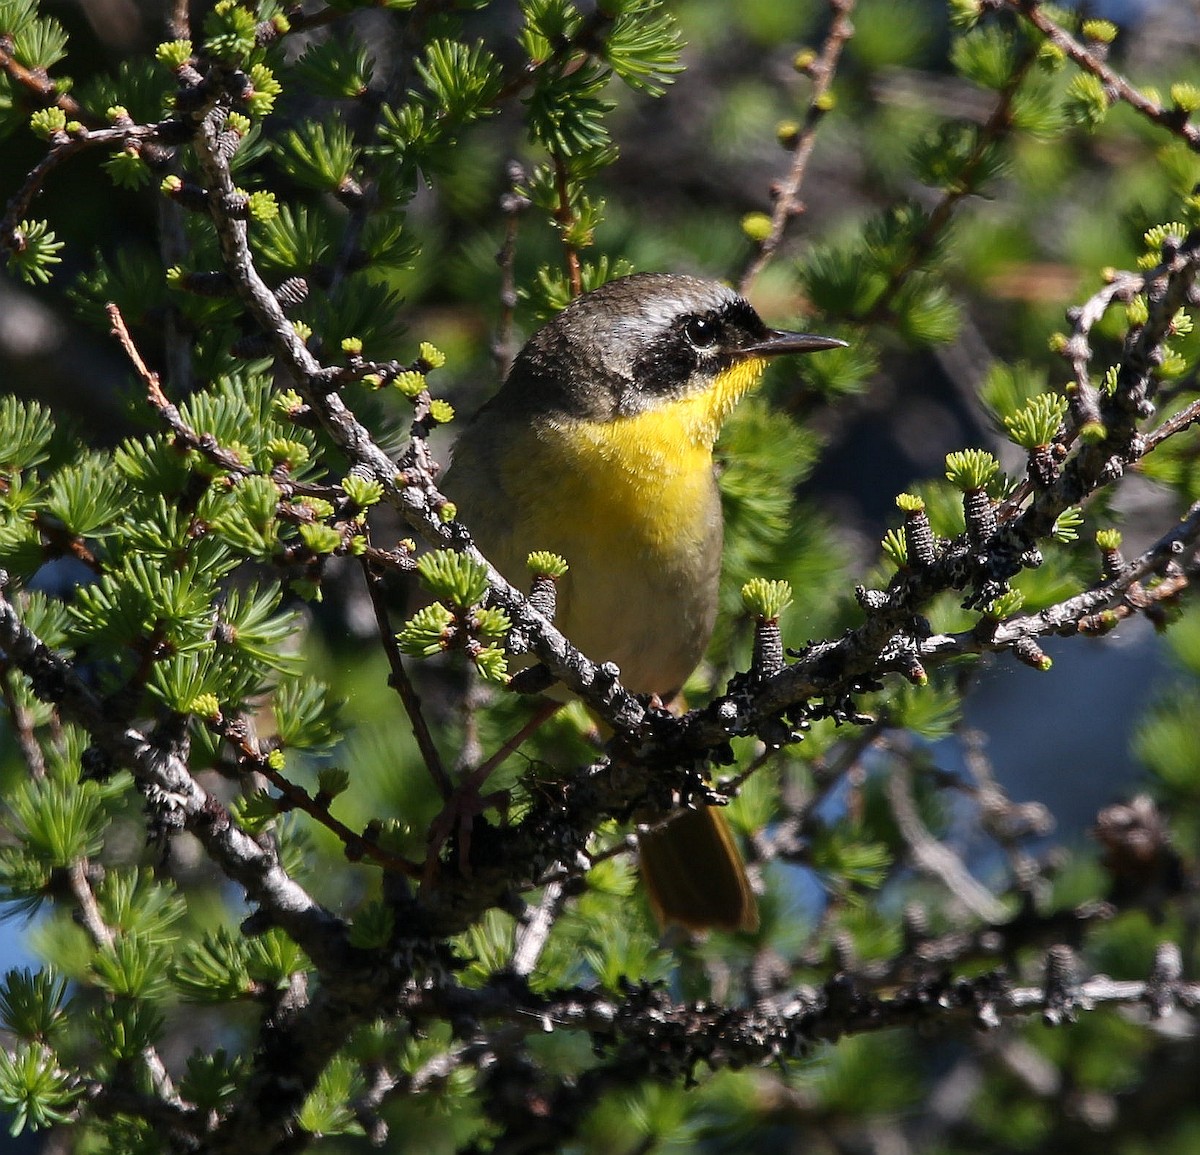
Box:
[1004,392,1068,449]
[881,527,908,568]
[741,577,794,620]
[945,449,1000,491]
[0,396,54,474]
[6,220,63,285]
[397,603,455,658]
[1051,506,1084,543]
[416,550,491,607]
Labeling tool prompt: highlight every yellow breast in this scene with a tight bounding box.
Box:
[452,356,768,694]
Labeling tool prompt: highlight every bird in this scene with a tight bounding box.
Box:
[443,272,843,933]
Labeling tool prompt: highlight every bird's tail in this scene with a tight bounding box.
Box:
[638,806,759,933]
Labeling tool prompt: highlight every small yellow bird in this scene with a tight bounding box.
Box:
[445,273,843,932]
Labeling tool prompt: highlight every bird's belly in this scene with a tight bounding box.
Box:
[477,451,721,696]
[485,492,721,696]
[554,536,719,696]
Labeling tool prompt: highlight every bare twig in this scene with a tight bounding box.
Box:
[738,0,855,294]
[552,152,582,298]
[108,301,258,478]
[359,554,453,799]
[885,760,1008,923]
[214,713,423,878]
[0,665,46,778]
[511,880,567,976]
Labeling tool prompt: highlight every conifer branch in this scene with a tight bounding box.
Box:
[1010,0,1200,150]
[0,587,349,972]
[212,713,423,878]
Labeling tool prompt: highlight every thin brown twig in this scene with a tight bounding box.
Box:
[738,0,855,294]
[0,665,47,778]
[552,152,582,297]
[106,301,170,408]
[860,43,1039,326]
[1011,0,1200,151]
[215,714,423,878]
[107,302,261,479]
[460,698,561,791]
[1,124,158,249]
[358,554,453,800]
[109,299,352,514]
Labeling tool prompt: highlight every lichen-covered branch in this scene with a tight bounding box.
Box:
[0,586,348,971]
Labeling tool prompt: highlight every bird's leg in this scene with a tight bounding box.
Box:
[423,698,563,885]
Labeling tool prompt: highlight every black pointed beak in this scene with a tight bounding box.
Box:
[745,329,847,357]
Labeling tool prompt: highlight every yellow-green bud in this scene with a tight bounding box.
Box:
[741,212,773,243]
[187,693,221,719]
[1081,19,1118,43]
[527,551,569,578]
[776,120,800,148]
[419,341,447,369]
[155,39,193,68]
[394,370,426,398]
[428,399,455,424]
[741,577,793,621]
[793,49,817,73]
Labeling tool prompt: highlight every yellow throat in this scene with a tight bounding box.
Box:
[533,355,768,551]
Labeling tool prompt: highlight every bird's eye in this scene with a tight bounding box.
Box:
[684,316,718,349]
